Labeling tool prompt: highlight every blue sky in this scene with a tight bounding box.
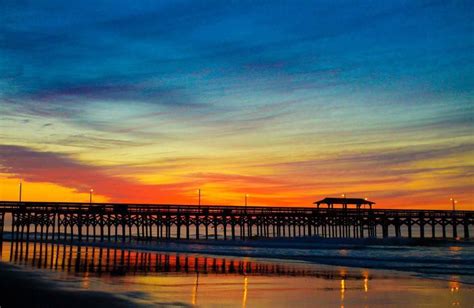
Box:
[1,0,473,208]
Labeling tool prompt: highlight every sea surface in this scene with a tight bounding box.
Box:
[0,239,473,307]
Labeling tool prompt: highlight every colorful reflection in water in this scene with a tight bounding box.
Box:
[242,276,248,308]
[3,241,364,279]
[1,240,473,307]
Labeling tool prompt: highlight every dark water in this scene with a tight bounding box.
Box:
[1,240,473,307]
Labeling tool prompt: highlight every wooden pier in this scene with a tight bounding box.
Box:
[0,201,472,243]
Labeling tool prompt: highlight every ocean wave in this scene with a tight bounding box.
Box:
[2,236,473,284]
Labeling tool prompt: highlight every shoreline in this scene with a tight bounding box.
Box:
[1,249,470,308]
[2,236,473,284]
[1,238,473,307]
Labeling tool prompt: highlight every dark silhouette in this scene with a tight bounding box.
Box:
[0,201,472,245]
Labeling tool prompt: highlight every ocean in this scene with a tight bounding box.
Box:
[0,238,473,307]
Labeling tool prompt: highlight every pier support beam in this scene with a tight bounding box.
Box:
[382,223,388,238]
[407,219,412,238]
[419,213,425,239]
[452,220,458,238]
[0,212,4,253]
[431,218,436,238]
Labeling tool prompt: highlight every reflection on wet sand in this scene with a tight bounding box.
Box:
[3,240,371,281]
[242,276,248,308]
[191,271,199,305]
[1,240,471,307]
[450,279,461,307]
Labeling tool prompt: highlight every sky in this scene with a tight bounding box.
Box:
[0,0,473,209]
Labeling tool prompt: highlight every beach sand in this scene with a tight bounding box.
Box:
[0,262,137,307]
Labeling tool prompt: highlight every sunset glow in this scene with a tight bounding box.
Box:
[1,1,472,210]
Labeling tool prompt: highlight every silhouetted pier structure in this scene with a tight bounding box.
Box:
[314,197,375,210]
[0,201,472,244]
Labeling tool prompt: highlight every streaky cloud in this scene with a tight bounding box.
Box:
[0,145,194,203]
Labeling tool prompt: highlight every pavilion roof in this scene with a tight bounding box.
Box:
[313,197,375,205]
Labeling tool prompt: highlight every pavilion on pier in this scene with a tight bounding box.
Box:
[314,197,375,209]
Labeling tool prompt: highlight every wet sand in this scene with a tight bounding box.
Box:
[0,262,138,307]
[4,236,470,283]
[1,240,473,307]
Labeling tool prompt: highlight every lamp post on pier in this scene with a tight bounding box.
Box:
[450,198,457,211]
[19,180,22,202]
[89,189,93,205]
[197,189,201,208]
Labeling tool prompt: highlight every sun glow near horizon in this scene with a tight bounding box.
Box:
[0,1,473,210]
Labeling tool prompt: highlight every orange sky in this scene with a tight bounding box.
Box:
[1,1,473,211]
